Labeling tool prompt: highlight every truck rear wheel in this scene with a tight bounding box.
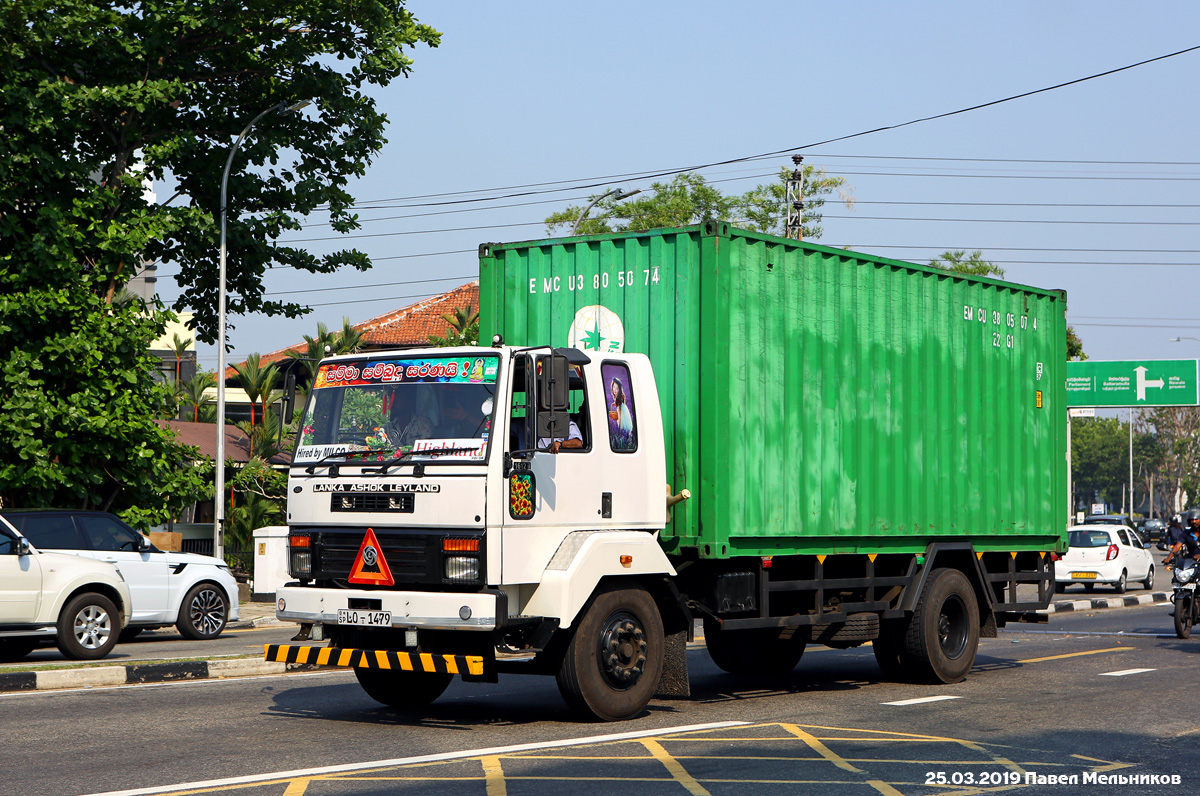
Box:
[703,620,805,676]
[556,585,664,721]
[354,667,453,710]
[902,568,979,684]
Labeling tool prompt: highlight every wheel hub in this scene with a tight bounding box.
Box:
[597,613,647,689]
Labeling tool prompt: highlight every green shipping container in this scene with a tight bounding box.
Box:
[479,222,1067,558]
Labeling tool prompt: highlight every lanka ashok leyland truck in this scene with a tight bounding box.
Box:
[268,222,1068,721]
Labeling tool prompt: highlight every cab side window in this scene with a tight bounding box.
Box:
[78,515,142,552]
[0,527,17,555]
[536,363,589,452]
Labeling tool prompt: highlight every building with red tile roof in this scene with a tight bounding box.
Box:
[225,281,479,380]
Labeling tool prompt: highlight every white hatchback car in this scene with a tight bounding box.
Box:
[1056,524,1156,594]
[0,510,239,640]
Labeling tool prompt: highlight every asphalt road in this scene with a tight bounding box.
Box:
[4,600,1196,796]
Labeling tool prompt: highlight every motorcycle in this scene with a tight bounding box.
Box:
[1171,556,1200,639]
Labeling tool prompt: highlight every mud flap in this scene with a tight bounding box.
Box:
[654,629,690,698]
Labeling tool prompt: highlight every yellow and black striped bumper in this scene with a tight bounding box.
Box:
[265,644,485,676]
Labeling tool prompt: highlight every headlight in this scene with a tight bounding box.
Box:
[291,551,312,577]
[1175,567,1195,584]
[444,556,480,582]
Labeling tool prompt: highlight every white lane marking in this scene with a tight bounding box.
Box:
[78,720,750,796]
[1099,668,1157,677]
[1011,630,1172,638]
[882,695,962,706]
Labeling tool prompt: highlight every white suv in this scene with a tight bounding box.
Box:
[0,517,132,660]
[1,510,240,640]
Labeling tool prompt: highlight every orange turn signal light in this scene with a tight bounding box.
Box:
[443,538,480,553]
[620,555,633,568]
[289,534,311,548]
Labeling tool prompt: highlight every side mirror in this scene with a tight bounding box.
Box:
[283,373,297,425]
[538,354,570,411]
[137,535,153,553]
[16,537,31,556]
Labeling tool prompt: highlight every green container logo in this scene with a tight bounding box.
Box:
[567,305,626,353]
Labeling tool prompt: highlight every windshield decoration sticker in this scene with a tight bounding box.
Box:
[408,438,486,460]
[348,528,395,586]
[568,305,625,353]
[314,356,499,389]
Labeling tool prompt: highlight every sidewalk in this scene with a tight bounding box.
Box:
[228,599,287,629]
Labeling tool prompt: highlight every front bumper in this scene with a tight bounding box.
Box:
[266,643,485,676]
[275,585,503,631]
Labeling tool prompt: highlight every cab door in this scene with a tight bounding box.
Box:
[0,526,42,622]
[502,355,602,583]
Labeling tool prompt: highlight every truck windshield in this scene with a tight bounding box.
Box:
[293,355,499,466]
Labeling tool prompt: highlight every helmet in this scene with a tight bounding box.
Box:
[1187,508,1200,525]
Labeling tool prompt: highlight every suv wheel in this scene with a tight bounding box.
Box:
[176,583,229,640]
[56,592,120,659]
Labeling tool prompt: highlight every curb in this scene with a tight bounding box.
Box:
[1040,591,1171,613]
[0,657,316,694]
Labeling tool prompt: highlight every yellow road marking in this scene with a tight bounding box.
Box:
[780,724,864,773]
[1017,647,1128,664]
[1070,753,1134,772]
[481,756,507,796]
[281,778,311,796]
[641,739,711,796]
[866,780,906,796]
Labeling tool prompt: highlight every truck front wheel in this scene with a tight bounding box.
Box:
[903,567,980,683]
[556,585,664,721]
[354,668,453,710]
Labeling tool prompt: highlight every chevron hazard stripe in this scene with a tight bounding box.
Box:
[265,644,485,676]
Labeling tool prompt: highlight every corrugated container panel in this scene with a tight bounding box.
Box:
[479,223,1067,558]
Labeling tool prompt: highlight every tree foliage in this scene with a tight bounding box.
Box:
[545,165,852,239]
[1071,417,1131,510]
[0,2,438,521]
[429,306,479,347]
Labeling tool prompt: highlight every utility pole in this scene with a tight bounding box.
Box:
[785,155,804,240]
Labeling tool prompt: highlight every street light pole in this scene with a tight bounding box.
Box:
[571,188,641,235]
[214,100,311,562]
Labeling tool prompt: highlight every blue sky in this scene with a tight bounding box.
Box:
[170,2,1200,370]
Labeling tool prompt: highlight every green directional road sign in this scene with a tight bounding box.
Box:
[1066,359,1200,407]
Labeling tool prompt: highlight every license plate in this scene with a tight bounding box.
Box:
[1070,572,1098,579]
[337,609,392,627]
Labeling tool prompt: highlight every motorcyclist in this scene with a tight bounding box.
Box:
[1169,510,1200,566]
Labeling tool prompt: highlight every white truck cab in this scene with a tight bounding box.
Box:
[273,345,685,720]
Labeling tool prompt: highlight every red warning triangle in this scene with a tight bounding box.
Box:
[348,528,395,586]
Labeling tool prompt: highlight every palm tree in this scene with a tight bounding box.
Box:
[286,322,337,383]
[168,332,192,387]
[429,306,479,347]
[333,317,366,355]
[232,353,278,427]
[180,371,216,423]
